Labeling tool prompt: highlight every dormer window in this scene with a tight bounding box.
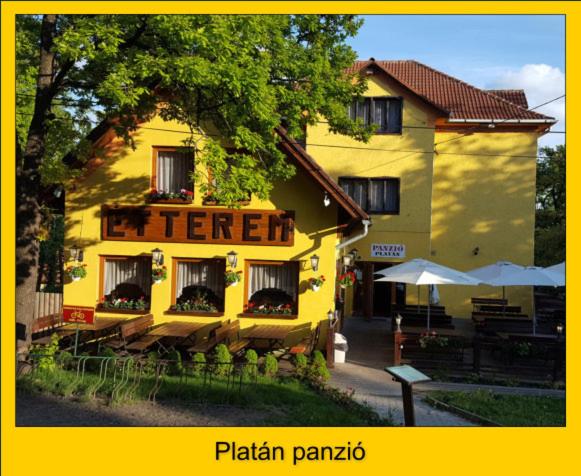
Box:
[151,147,194,200]
[348,97,403,133]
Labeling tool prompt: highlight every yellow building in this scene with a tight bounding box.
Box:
[64,58,555,339]
[64,117,368,345]
[307,59,555,318]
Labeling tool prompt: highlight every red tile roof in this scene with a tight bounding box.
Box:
[486,89,528,109]
[347,60,554,122]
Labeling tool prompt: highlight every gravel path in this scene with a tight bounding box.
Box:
[16,393,271,427]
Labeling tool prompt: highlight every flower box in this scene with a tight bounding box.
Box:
[165,309,224,317]
[147,197,193,204]
[239,312,298,320]
[96,305,149,315]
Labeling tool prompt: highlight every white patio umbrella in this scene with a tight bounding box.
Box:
[375,259,480,329]
[466,261,525,300]
[543,262,565,286]
[486,266,562,334]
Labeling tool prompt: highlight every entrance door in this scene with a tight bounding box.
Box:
[356,261,406,319]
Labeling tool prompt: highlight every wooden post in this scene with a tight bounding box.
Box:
[326,317,336,369]
[394,330,402,366]
[401,382,416,426]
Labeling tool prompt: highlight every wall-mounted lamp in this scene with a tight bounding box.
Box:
[310,254,320,272]
[70,244,84,263]
[227,250,238,269]
[395,314,403,332]
[327,309,335,321]
[151,248,164,266]
[342,253,353,268]
[323,192,331,208]
[472,247,480,256]
[350,248,359,259]
[556,323,564,335]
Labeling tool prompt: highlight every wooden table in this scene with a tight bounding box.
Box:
[497,332,558,342]
[148,321,207,347]
[244,324,297,349]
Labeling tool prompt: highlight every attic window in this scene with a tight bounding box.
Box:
[348,97,403,133]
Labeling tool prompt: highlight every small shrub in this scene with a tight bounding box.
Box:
[192,352,207,376]
[56,351,74,370]
[262,354,278,378]
[293,353,308,379]
[242,349,258,380]
[166,350,183,376]
[30,333,60,372]
[100,347,118,359]
[307,350,330,382]
[212,344,232,377]
[144,351,160,375]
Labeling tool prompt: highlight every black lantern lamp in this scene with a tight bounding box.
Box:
[310,254,320,272]
[227,250,238,269]
[70,244,83,263]
[151,248,164,266]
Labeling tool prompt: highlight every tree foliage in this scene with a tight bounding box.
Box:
[535,145,565,266]
[17,14,372,203]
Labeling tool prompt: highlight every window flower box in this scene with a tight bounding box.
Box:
[147,188,193,204]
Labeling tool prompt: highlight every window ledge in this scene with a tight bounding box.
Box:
[203,198,250,207]
[96,305,150,315]
[239,312,298,320]
[147,197,193,205]
[165,310,224,317]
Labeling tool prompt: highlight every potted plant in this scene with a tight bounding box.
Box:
[65,263,87,282]
[101,295,149,311]
[152,265,167,284]
[308,275,326,292]
[338,271,356,289]
[225,270,242,287]
[147,188,193,202]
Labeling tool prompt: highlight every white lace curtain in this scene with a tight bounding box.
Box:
[156,150,193,192]
[104,257,152,297]
[249,263,297,299]
[176,261,224,298]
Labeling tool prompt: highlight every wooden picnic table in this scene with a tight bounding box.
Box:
[63,317,126,332]
[148,321,207,347]
[496,332,558,342]
[244,324,297,349]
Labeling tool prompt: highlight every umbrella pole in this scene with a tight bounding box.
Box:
[417,286,420,313]
[533,287,537,336]
[427,286,431,331]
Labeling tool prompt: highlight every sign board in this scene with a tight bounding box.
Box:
[371,243,406,258]
[101,205,295,246]
[63,305,95,325]
[384,365,431,385]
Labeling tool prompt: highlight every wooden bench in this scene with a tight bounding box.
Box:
[222,321,250,355]
[471,298,508,306]
[31,314,76,345]
[102,314,155,351]
[289,322,321,355]
[122,315,164,352]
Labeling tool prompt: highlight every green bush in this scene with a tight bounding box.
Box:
[144,351,160,375]
[56,351,74,370]
[30,333,60,372]
[242,349,258,380]
[166,350,184,376]
[307,350,330,382]
[262,353,278,378]
[99,347,118,359]
[192,352,207,376]
[212,344,232,376]
[293,353,308,379]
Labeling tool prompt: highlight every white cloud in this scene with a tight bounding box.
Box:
[486,64,565,148]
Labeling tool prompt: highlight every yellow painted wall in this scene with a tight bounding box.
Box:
[308,74,437,314]
[64,115,340,342]
[431,130,538,317]
[307,73,539,319]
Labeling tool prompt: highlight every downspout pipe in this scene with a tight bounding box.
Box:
[336,219,372,251]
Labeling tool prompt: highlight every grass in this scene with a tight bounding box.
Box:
[426,390,565,426]
[17,367,392,427]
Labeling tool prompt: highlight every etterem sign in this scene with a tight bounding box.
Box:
[101,205,295,246]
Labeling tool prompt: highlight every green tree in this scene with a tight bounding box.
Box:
[535,145,565,266]
[16,14,372,353]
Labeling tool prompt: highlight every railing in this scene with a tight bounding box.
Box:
[34,292,63,320]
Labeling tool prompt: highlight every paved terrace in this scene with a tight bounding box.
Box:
[328,316,564,427]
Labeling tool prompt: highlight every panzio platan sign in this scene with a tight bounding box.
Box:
[371,244,406,258]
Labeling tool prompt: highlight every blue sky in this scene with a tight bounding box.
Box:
[348,15,565,147]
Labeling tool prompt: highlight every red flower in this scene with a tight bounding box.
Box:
[248,302,255,309]
[186,190,193,196]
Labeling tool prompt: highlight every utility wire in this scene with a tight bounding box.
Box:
[433,94,565,148]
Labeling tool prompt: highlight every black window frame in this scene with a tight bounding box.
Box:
[348,96,403,134]
[338,176,401,215]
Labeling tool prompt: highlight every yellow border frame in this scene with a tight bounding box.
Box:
[2,3,577,476]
